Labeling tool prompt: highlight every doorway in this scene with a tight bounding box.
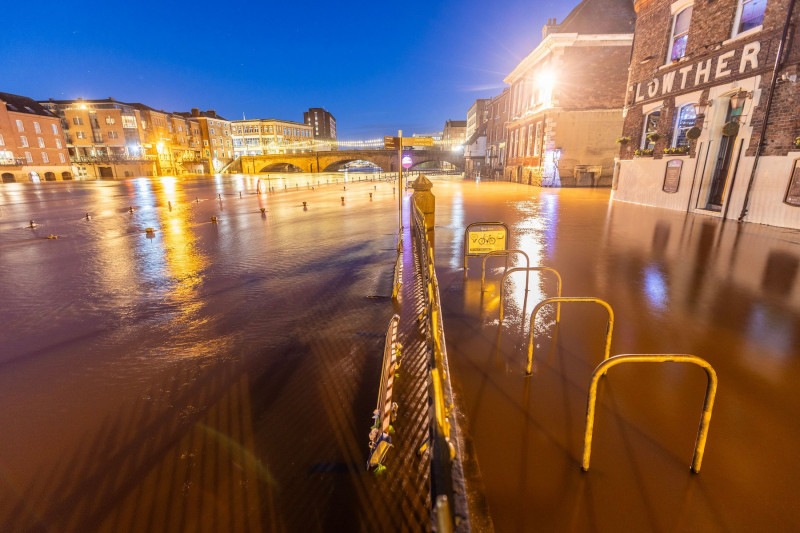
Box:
[705,102,742,210]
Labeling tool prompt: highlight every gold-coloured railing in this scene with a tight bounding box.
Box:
[367,315,401,470]
[392,229,403,301]
[527,297,614,375]
[480,249,530,292]
[582,354,718,474]
[498,266,563,322]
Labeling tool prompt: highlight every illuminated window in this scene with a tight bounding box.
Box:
[671,105,697,147]
[16,120,24,132]
[668,6,692,62]
[34,122,41,134]
[51,124,58,135]
[105,116,116,124]
[76,131,86,139]
[641,110,661,149]
[25,151,33,163]
[38,137,45,148]
[533,122,543,156]
[734,0,766,35]
[20,135,28,147]
[42,152,49,163]
[55,138,62,149]
[122,115,137,129]
[73,117,83,125]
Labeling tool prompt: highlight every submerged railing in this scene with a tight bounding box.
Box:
[411,200,467,533]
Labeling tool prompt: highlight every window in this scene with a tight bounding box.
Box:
[20,135,28,147]
[59,153,65,164]
[641,110,661,149]
[669,6,693,62]
[105,116,116,124]
[34,122,41,134]
[672,105,697,147]
[55,138,62,149]
[73,117,84,125]
[16,120,24,132]
[122,115,137,129]
[51,124,58,135]
[108,131,118,139]
[76,131,86,139]
[178,125,183,132]
[25,151,33,163]
[210,128,215,135]
[0,133,3,146]
[734,0,767,35]
[42,152,49,163]
[533,122,543,156]
[38,137,45,148]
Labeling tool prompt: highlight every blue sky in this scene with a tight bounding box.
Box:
[2,0,571,139]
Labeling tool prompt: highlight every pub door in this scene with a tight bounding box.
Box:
[706,102,742,210]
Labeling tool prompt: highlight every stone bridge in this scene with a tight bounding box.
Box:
[233,149,465,173]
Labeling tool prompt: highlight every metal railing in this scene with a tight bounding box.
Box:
[582,354,718,474]
[392,229,403,301]
[411,200,467,532]
[498,266,562,322]
[480,249,530,292]
[367,314,401,470]
[527,297,614,375]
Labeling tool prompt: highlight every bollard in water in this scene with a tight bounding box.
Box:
[145,227,155,234]
[341,196,345,204]
[168,201,172,210]
[85,213,90,220]
[369,193,373,200]
[129,207,134,213]
[260,207,266,215]
[343,186,346,191]
[218,193,221,199]
[29,220,35,228]
[211,216,218,223]
[302,202,307,208]
[239,191,242,198]
[374,185,377,190]
[196,197,199,203]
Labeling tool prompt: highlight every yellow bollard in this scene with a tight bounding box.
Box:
[211,216,217,223]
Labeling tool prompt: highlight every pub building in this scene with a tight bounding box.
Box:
[612,0,800,229]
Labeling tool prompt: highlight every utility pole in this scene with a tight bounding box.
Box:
[398,129,403,230]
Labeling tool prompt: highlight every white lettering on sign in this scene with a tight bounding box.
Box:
[740,41,760,73]
[695,58,712,86]
[716,50,735,78]
[631,40,762,103]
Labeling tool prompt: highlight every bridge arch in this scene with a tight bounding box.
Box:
[322,159,385,172]
[259,163,304,173]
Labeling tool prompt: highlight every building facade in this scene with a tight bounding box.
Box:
[466,99,490,140]
[176,109,233,172]
[613,0,800,229]
[486,88,510,179]
[304,108,336,149]
[503,0,635,186]
[1,92,72,183]
[231,119,314,157]
[464,123,487,178]
[442,119,467,151]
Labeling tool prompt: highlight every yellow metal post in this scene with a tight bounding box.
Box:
[398,129,403,231]
[581,354,718,473]
[498,267,562,322]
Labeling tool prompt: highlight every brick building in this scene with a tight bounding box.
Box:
[613,0,800,229]
[230,118,313,157]
[466,99,490,140]
[442,119,467,151]
[304,107,336,150]
[486,88,510,179]
[175,109,233,172]
[0,92,71,183]
[503,0,635,186]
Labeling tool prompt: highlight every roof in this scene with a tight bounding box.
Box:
[445,120,467,128]
[553,0,635,35]
[0,92,58,118]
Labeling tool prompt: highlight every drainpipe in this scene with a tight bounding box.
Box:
[738,0,797,221]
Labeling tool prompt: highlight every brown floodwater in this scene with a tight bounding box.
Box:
[431,177,800,532]
[0,173,411,532]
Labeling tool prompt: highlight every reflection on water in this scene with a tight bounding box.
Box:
[0,173,415,532]
[433,179,800,532]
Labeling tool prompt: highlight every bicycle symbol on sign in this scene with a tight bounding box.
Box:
[477,236,497,245]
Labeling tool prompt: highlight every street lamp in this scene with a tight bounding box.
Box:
[729,89,752,111]
[693,100,711,118]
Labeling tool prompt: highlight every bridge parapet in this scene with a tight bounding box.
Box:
[233,149,464,174]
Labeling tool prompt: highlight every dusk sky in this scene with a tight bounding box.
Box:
[3,0,571,140]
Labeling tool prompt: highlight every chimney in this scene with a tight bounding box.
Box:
[542,18,558,39]
[208,110,216,118]
[191,108,200,117]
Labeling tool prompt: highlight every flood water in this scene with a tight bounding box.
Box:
[3,173,799,532]
[431,178,800,532]
[0,172,407,532]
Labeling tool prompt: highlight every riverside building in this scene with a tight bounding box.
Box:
[486,88,510,179]
[231,119,314,157]
[503,0,635,186]
[0,92,72,182]
[613,0,800,229]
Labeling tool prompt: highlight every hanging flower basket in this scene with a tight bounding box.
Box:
[686,127,702,140]
[647,133,661,142]
[722,121,740,137]
[634,148,654,156]
[794,136,800,148]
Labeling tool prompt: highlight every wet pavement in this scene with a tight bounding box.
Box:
[0,173,427,532]
[431,177,800,532]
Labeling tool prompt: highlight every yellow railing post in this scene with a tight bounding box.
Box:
[480,249,531,292]
[581,354,718,474]
[527,297,614,375]
[499,267,563,322]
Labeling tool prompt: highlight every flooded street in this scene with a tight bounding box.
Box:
[2,173,799,532]
[432,178,800,531]
[0,173,408,532]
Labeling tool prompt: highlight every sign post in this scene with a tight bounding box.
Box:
[398,130,403,231]
[463,222,510,270]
